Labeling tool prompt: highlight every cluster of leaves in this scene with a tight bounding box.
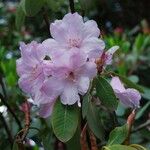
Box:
[0,1,150,150]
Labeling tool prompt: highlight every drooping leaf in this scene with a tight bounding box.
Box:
[21,0,45,16]
[87,100,104,140]
[111,73,144,93]
[107,124,128,145]
[51,100,79,142]
[96,76,118,110]
[15,2,25,30]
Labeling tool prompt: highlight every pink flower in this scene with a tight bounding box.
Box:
[110,77,141,108]
[41,49,97,106]
[42,12,105,59]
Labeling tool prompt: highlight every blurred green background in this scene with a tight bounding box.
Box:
[0,0,150,149]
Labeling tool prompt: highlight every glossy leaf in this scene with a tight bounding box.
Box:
[51,100,79,142]
[107,124,128,145]
[96,76,118,110]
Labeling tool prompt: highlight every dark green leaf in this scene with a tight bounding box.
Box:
[66,127,81,150]
[51,100,79,142]
[15,2,25,30]
[135,101,150,120]
[96,76,118,110]
[82,93,91,118]
[107,124,128,145]
[87,101,104,140]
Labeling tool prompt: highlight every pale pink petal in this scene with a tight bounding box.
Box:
[84,20,100,38]
[50,20,68,43]
[62,12,84,37]
[80,61,97,79]
[77,76,90,95]
[61,83,80,105]
[116,88,141,108]
[41,77,64,98]
[42,38,65,59]
[110,77,125,92]
[81,37,105,58]
[39,101,55,118]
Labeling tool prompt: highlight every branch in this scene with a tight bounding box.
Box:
[132,120,150,133]
[0,112,13,145]
[124,110,136,145]
[80,123,88,150]
[16,101,30,144]
[0,93,22,130]
[89,130,98,150]
[69,0,75,13]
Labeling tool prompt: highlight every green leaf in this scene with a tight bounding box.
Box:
[51,100,79,142]
[87,101,104,140]
[135,101,150,120]
[82,93,91,118]
[15,2,25,30]
[111,73,144,93]
[66,127,81,150]
[21,0,45,16]
[107,124,128,145]
[103,145,137,150]
[96,76,118,110]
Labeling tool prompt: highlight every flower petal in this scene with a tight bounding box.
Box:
[84,20,100,38]
[77,76,90,95]
[39,101,55,118]
[110,77,125,92]
[61,83,80,105]
[116,88,141,108]
[81,37,105,58]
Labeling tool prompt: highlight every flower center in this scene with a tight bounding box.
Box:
[68,38,81,48]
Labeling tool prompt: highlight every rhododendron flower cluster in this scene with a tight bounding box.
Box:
[16,12,140,118]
